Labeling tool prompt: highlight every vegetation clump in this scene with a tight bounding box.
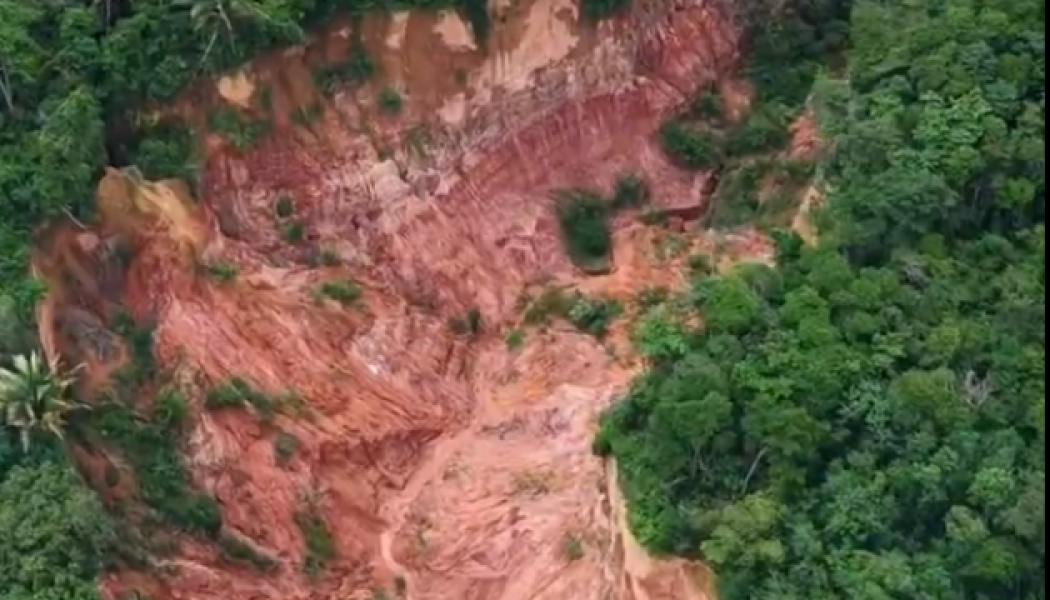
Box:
[274,193,295,218]
[218,533,277,571]
[273,431,300,466]
[89,328,224,540]
[563,532,585,561]
[554,189,612,270]
[315,47,376,95]
[280,221,306,243]
[377,87,404,114]
[203,260,239,283]
[504,329,525,349]
[315,279,362,306]
[459,0,492,45]
[566,295,623,338]
[319,246,342,266]
[206,376,288,422]
[659,121,724,170]
[610,172,651,210]
[448,307,483,337]
[208,106,271,151]
[295,490,336,576]
[554,172,652,270]
[519,286,623,338]
[75,314,225,544]
[582,0,633,22]
[686,86,724,121]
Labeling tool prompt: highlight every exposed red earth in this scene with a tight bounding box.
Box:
[33,2,802,599]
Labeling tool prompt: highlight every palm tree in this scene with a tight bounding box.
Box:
[0,351,86,452]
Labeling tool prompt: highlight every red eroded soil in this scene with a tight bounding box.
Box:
[37,2,759,600]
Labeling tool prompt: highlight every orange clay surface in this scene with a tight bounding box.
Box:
[30,2,817,599]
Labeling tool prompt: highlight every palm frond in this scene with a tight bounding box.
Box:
[0,350,85,451]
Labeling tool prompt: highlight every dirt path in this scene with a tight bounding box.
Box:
[376,372,502,596]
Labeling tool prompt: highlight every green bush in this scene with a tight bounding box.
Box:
[127,119,198,183]
[687,254,713,276]
[554,189,612,268]
[317,280,361,306]
[274,194,295,218]
[207,107,271,151]
[280,221,306,243]
[522,287,575,325]
[611,172,651,209]
[465,308,482,334]
[203,261,238,283]
[459,0,492,44]
[377,88,404,114]
[87,317,224,539]
[724,105,792,157]
[319,247,342,266]
[205,381,247,410]
[518,286,621,338]
[315,47,375,96]
[563,532,585,561]
[89,398,223,538]
[218,533,276,571]
[709,162,764,229]
[206,377,284,422]
[296,495,336,576]
[687,87,725,121]
[659,121,723,170]
[504,329,525,349]
[635,285,671,309]
[153,387,189,426]
[567,295,622,338]
[448,307,483,337]
[273,432,300,466]
[582,0,634,21]
[110,310,157,386]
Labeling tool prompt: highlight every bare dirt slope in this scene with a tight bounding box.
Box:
[34,2,775,599]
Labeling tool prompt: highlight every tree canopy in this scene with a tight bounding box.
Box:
[0,457,116,600]
[598,0,1045,599]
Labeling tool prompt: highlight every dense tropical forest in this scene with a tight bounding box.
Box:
[598,1,1046,600]
[0,0,1044,599]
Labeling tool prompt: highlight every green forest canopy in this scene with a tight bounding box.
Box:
[598,0,1045,599]
[0,0,1044,599]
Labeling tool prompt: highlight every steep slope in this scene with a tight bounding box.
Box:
[33,2,767,599]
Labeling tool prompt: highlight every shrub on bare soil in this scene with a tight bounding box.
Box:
[555,188,613,270]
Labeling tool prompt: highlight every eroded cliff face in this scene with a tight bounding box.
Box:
[35,2,766,599]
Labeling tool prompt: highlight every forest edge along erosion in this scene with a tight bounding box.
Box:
[0,1,1045,600]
